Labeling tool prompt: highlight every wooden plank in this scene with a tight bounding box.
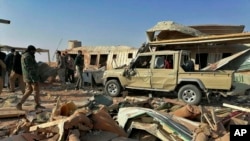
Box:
[29,119,66,132]
[0,110,26,118]
[223,103,250,113]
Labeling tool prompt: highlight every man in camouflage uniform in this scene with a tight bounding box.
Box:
[74,50,84,90]
[16,45,45,110]
[56,51,66,84]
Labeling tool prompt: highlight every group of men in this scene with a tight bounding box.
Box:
[0,48,24,95]
[0,45,44,110]
[56,50,84,90]
[0,45,84,110]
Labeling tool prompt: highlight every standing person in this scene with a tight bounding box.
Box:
[16,45,45,110]
[0,50,6,88]
[56,51,66,84]
[74,50,84,90]
[67,56,75,83]
[9,51,25,94]
[4,48,15,88]
[0,59,6,99]
[64,51,69,83]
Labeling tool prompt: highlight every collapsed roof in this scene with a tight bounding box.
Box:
[146,21,250,46]
[146,21,206,42]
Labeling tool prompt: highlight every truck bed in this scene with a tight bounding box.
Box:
[178,70,234,90]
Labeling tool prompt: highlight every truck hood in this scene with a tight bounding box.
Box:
[202,48,250,71]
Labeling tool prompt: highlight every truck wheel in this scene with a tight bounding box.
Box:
[178,84,201,105]
[105,80,121,97]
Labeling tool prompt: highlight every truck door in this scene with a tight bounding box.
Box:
[126,55,152,88]
[151,54,177,90]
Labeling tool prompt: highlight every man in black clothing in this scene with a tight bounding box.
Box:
[0,59,6,98]
[0,51,6,61]
[9,51,25,93]
[4,48,15,88]
[0,50,7,88]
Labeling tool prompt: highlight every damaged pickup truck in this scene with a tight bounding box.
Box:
[103,50,235,105]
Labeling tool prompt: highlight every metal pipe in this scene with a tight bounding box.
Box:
[0,19,11,24]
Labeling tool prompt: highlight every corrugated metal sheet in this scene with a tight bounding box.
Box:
[108,50,138,69]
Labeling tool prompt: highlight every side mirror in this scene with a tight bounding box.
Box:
[123,66,136,77]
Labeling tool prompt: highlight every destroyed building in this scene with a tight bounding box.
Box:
[61,21,250,85]
[147,21,250,85]
[147,21,250,69]
[62,21,250,72]
[63,40,138,70]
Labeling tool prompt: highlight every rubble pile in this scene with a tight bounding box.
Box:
[0,93,250,141]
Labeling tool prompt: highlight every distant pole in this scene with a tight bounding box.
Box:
[52,38,63,61]
[0,19,11,24]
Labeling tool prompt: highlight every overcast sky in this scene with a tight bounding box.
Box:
[1,0,250,62]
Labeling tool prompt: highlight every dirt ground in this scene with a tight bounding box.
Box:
[0,82,104,132]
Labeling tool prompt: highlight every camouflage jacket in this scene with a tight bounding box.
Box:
[21,52,39,83]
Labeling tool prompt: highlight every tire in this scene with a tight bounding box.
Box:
[178,84,202,105]
[105,79,121,97]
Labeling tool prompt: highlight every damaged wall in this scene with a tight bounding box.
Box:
[62,45,138,70]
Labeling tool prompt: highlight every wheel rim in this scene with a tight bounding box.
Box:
[182,89,196,103]
[107,83,118,95]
